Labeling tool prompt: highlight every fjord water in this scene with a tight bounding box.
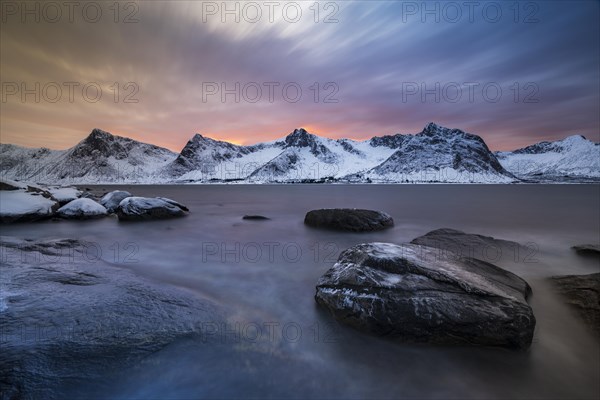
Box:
[4,185,599,399]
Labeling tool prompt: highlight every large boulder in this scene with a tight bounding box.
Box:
[315,242,536,349]
[99,190,132,213]
[550,273,600,336]
[304,208,393,232]
[57,198,108,219]
[0,189,59,223]
[0,236,222,399]
[117,196,189,221]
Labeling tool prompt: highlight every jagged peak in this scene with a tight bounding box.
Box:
[87,128,114,140]
[285,128,318,147]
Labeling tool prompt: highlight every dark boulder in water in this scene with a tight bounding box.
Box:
[116,196,189,221]
[571,244,600,256]
[242,215,270,220]
[315,242,535,349]
[550,273,600,336]
[304,208,393,232]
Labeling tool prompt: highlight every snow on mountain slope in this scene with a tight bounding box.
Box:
[1,129,177,184]
[495,135,600,179]
[357,123,515,183]
[166,128,398,182]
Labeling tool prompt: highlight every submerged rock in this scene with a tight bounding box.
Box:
[57,198,108,219]
[0,236,222,399]
[99,190,132,213]
[117,196,189,221]
[304,208,393,232]
[315,242,535,349]
[572,244,600,256]
[550,273,600,336]
[242,215,270,220]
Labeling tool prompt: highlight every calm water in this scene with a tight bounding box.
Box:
[4,185,600,399]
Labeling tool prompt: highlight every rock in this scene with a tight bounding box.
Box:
[48,187,82,205]
[242,215,270,220]
[410,228,525,262]
[550,273,600,335]
[99,190,132,212]
[315,242,535,349]
[0,178,27,191]
[0,236,222,399]
[0,190,59,223]
[572,244,600,256]
[304,208,393,232]
[117,196,189,221]
[57,198,108,219]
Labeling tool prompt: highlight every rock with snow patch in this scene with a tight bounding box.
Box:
[100,190,132,212]
[116,196,189,221]
[57,198,108,219]
[48,187,82,205]
[315,242,536,349]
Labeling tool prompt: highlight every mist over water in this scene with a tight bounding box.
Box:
[3,185,599,399]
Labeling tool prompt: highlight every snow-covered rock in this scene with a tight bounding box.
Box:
[496,135,600,181]
[0,178,28,191]
[315,240,536,349]
[57,198,108,219]
[99,190,132,212]
[116,196,189,221]
[0,190,58,223]
[48,187,82,205]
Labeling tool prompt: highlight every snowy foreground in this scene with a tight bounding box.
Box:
[1,123,598,184]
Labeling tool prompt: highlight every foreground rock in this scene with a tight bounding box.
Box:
[57,198,108,219]
[550,273,600,336]
[117,196,189,221]
[0,187,59,223]
[99,190,132,213]
[315,242,535,349]
[304,208,393,232]
[0,236,222,399]
[572,244,600,256]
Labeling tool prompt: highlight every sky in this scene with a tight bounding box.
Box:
[1,0,599,152]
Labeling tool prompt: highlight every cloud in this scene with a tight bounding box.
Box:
[1,0,598,151]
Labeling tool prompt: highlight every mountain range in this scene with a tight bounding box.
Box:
[1,123,598,184]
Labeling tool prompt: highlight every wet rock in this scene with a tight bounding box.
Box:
[304,208,393,232]
[315,242,535,349]
[117,196,189,221]
[550,273,600,336]
[572,244,600,256]
[57,198,108,219]
[99,190,132,213]
[0,236,222,399]
[242,215,270,220]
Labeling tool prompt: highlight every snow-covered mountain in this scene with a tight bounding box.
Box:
[0,129,177,184]
[2,124,597,184]
[357,123,514,183]
[496,135,600,181]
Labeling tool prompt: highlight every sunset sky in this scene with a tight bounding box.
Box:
[1,1,598,152]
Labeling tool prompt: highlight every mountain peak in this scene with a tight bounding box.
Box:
[285,128,316,147]
[87,128,114,140]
